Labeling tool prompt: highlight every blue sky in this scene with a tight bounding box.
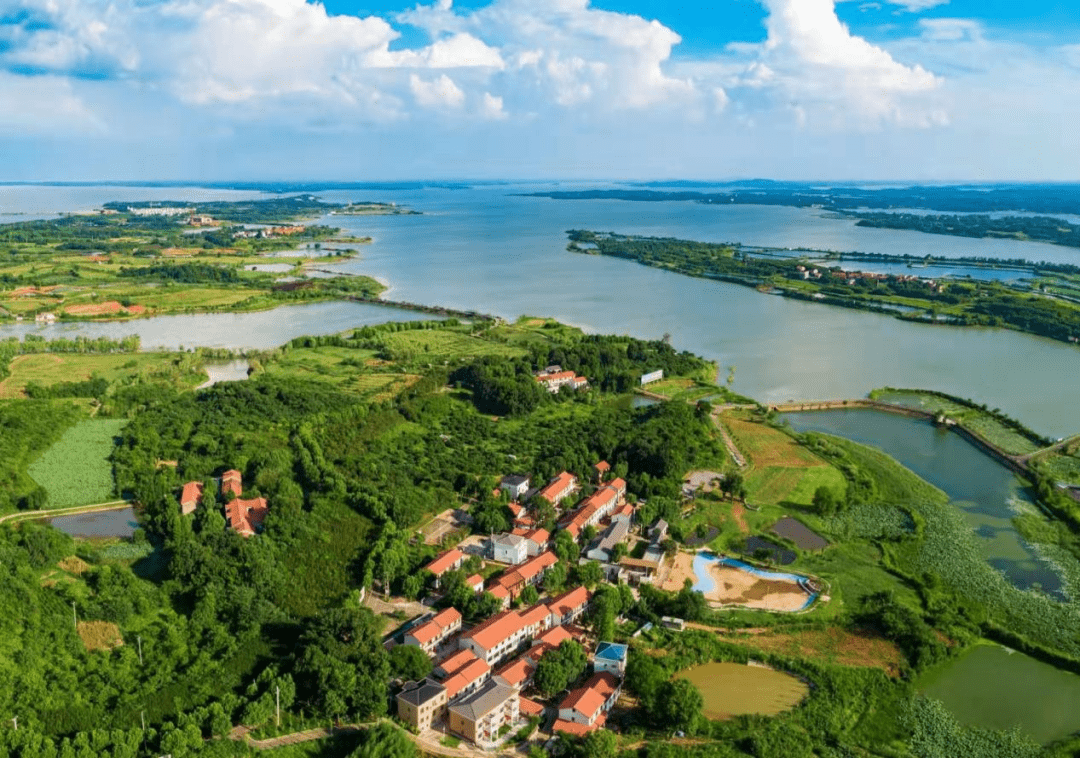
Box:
[0,0,1078,181]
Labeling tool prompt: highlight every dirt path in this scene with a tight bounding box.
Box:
[712,414,747,468]
[0,500,132,526]
[730,501,750,534]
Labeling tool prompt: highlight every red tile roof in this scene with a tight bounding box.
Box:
[538,472,576,503]
[560,672,619,721]
[519,696,545,718]
[466,573,484,590]
[516,550,557,582]
[461,610,527,653]
[425,548,464,576]
[408,607,462,646]
[180,480,204,507]
[494,657,535,687]
[552,713,606,736]
[443,657,491,699]
[437,648,478,677]
[532,624,573,650]
[595,460,611,473]
[225,497,268,537]
[547,586,590,620]
[221,469,243,497]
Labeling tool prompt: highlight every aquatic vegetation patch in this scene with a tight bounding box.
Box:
[28,419,127,507]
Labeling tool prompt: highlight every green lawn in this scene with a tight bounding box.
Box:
[380,328,527,362]
[28,419,127,507]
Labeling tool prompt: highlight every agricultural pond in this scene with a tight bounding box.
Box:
[783,409,1064,598]
[677,662,809,719]
[47,507,138,539]
[198,359,251,389]
[917,645,1080,744]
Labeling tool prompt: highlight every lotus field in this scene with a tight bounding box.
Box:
[28,419,127,508]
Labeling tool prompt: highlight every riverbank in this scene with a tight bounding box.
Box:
[566,230,1080,347]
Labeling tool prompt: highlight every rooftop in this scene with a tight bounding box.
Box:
[560,671,619,718]
[425,548,464,576]
[398,678,446,707]
[449,679,518,722]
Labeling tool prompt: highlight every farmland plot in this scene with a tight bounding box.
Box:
[28,419,127,507]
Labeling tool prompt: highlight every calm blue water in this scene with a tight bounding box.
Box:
[48,507,138,538]
[1,184,1078,436]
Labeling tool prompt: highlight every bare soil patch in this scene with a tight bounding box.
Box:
[78,621,124,652]
[65,300,123,316]
[59,556,91,574]
[702,564,809,612]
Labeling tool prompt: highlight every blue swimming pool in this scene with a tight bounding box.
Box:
[691,552,818,611]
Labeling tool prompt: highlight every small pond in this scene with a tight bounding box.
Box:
[198,359,251,389]
[917,644,1080,744]
[678,662,809,719]
[48,506,138,539]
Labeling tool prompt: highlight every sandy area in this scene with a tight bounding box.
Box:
[659,552,696,592]
[702,564,810,612]
[66,300,123,315]
[661,552,812,612]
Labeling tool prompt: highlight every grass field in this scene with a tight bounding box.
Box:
[722,415,845,506]
[28,419,127,507]
[380,329,526,362]
[0,352,206,398]
[1040,451,1080,485]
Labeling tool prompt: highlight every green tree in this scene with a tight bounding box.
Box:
[533,640,587,697]
[348,722,417,758]
[655,678,703,733]
[573,560,604,589]
[295,607,390,720]
[812,485,840,516]
[389,644,433,682]
[519,585,540,606]
[554,531,580,563]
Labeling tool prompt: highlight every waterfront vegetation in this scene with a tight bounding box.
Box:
[567,230,1080,345]
[0,197,388,323]
[848,211,1080,248]
[2,317,1080,757]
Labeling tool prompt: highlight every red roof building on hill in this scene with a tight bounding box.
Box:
[180,481,204,516]
[225,497,268,537]
[221,469,243,497]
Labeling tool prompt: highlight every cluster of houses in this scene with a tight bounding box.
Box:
[179,469,269,537]
[534,365,589,393]
[794,264,946,292]
[394,462,642,747]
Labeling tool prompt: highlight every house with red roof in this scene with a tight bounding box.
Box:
[538,472,577,505]
[225,497,268,537]
[545,586,591,627]
[487,550,558,607]
[553,672,621,735]
[221,469,243,497]
[404,608,463,655]
[180,480,204,516]
[493,656,536,689]
[425,549,465,589]
[458,604,550,666]
[511,527,551,557]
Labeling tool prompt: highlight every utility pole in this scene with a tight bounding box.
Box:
[137,635,143,665]
[275,685,280,728]
[11,716,16,731]
[72,602,77,629]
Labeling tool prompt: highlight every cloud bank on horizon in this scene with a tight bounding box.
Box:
[0,0,1076,180]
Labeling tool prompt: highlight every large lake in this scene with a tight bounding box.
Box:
[2,183,1078,436]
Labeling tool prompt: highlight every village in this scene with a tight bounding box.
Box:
[391,461,653,751]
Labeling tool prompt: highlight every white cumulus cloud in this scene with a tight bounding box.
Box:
[409,72,465,108]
